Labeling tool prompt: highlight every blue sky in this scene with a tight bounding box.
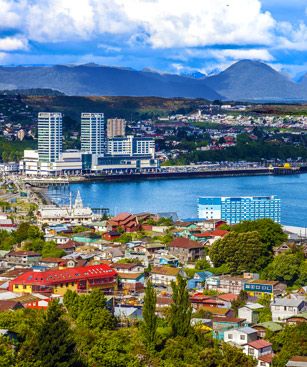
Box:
[0,0,306,77]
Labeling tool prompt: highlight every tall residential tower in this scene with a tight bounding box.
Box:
[81,113,105,155]
[38,112,62,162]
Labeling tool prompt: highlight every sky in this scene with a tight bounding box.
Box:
[0,0,306,78]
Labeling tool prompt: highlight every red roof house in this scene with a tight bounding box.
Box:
[9,264,117,295]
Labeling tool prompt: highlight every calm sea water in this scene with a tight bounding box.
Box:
[48,174,307,227]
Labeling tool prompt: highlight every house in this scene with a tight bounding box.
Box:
[188,271,213,290]
[224,327,258,346]
[5,251,41,267]
[168,237,205,263]
[150,266,186,288]
[217,293,238,308]
[199,306,234,318]
[112,263,144,274]
[285,311,307,325]
[238,303,264,324]
[244,280,287,299]
[8,264,118,296]
[157,254,179,267]
[271,298,306,322]
[244,340,273,360]
[38,258,68,269]
[0,300,24,312]
[190,293,225,310]
[286,356,307,367]
[202,219,227,231]
[114,306,142,320]
[117,272,145,292]
[212,317,246,340]
[253,322,283,338]
[108,212,140,233]
[274,243,291,256]
[206,275,246,295]
[257,353,274,367]
[103,231,121,241]
[57,240,79,254]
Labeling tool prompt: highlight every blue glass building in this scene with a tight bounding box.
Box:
[198,196,281,224]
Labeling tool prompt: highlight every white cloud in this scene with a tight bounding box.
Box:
[0,36,28,51]
[0,0,276,47]
[276,22,307,51]
[207,48,274,61]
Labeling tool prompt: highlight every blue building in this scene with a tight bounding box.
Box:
[198,196,281,224]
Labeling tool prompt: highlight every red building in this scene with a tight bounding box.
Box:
[9,264,118,295]
[108,212,140,233]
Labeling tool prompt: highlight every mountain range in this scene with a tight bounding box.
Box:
[0,60,307,101]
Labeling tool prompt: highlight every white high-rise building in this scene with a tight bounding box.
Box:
[81,113,105,155]
[38,112,62,162]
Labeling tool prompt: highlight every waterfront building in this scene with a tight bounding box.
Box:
[20,150,83,176]
[107,135,155,157]
[8,264,117,295]
[198,196,281,224]
[37,191,94,224]
[38,112,62,162]
[92,135,159,173]
[107,118,126,138]
[81,113,105,155]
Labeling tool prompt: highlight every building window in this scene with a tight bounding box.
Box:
[23,285,27,289]
[240,335,245,340]
[15,285,18,289]
[248,348,254,355]
[228,334,233,339]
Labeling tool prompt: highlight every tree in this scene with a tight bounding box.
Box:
[209,231,269,274]
[141,279,157,350]
[0,336,15,367]
[261,253,303,285]
[169,275,192,337]
[41,241,65,258]
[257,294,272,323]
[18,300,81,367]
[270,323,307,367]
[232,219,287,250]
[219,342,257,367]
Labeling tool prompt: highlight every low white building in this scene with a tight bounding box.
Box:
[238,303,264,324]
[20,150,83,176]
[271,298,306,322]
[224,327,258,346]
[151,266,186,288]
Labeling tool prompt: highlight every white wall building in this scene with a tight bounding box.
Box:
[224,327,258,346]
[81,113,105,155]
[271,298,306,322]
[38,112,62,163]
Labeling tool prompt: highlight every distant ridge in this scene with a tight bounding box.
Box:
[0,64,221,100]
[0,61,306,101]
[205,60,306,101]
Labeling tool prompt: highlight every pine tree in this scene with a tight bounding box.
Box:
[169,275,192,337]
[141,279,157,350]
[19,299,81,367]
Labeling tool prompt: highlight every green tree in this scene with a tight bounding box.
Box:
[41,241,65,258]
[219,342,257,367]
[209,231,269,274]
[261,253,303,285]
[0,336,16,367]
[231,290,248,316]
[141,279,157,350]
[232,219,287,250]
[18,300,80,367]
[270,323,307,367]
[169,275,192,337]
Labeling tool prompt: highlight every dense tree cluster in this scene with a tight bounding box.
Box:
[0,276,259,367]
[209,219,288,275]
